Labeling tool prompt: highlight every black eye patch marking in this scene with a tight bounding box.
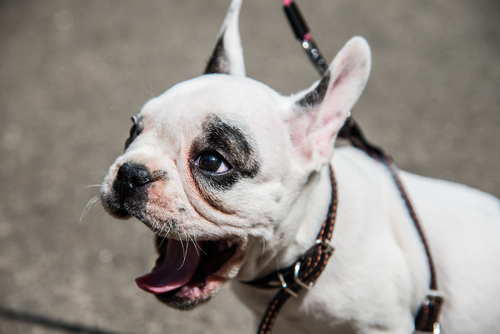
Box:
[124,116,143,151]
[189,115,260,193]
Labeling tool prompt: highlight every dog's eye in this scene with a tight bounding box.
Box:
[124,117,140,150]
[129,123,137,138]
[195,152,230,173]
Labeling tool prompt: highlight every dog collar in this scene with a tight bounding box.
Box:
[242,120,444,334]
[242,165,338,334]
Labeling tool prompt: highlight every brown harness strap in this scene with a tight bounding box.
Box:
[338,117,444,333]
[244,118,443,334]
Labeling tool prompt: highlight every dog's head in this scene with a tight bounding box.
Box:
[99,0,370,310]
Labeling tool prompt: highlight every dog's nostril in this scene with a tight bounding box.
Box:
[132,168,150,186]
[116,163,151,187]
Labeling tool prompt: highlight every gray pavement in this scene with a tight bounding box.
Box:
[0,0,499,333]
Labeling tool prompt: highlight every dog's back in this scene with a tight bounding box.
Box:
[336,146,500,333]
[401,165,500,332]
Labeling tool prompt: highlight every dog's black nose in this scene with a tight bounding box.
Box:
[113,163,151,204]
[116,162,151,187]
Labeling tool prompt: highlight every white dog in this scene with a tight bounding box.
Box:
[99,0,500,333]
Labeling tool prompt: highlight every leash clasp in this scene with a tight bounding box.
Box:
[414,323,441,334]
[432,322,441,334]
[414,290,444,334]
[427,290,444,334]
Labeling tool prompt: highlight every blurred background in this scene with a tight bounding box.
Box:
[0,0,499,333]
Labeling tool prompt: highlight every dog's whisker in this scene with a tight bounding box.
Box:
[187,234,199,257]
[111,146,124,155]
[188,233,204,257]
[90,171,107,176]
[137,80,154,99]
[159,237,166,247]
[177,232,186,264]
[79,201,94,222]
[194,237,207,256]
[154,228,167,249]
[179,225,198,267]
[84,184,102,189]
[80,196,100,222]
[178,235,189,270]
[197,244,207,256]
[156,222,164,237]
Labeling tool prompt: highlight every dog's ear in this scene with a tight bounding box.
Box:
[288,37,371,168]
[204,0,245,76]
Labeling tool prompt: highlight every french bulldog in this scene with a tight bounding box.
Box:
[99,0,500,332]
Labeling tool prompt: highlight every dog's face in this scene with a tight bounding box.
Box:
[100,0,371,310]
[100,75,297,309]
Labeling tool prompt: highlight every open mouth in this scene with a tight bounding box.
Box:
[135,236,237,309]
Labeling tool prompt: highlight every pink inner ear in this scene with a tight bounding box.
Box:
[289,111,317,161]
[288,37,371,164]
[315,114,344,155]
[289,100,347,164]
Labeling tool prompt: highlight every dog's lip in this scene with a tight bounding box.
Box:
[135,236,238,297]
[109,208,131,219]
[101,195,132,219]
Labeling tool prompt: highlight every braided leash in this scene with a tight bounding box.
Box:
[246,2,444,333]
[338,118,444,333]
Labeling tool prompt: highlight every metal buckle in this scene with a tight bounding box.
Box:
[293,260,314,290]
[276,239,335,298]
[277,272,298,298]
[316,238,335,255]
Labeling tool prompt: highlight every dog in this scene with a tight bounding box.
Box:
[99,0,500,332]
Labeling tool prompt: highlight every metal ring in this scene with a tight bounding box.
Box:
[293,260,313,290]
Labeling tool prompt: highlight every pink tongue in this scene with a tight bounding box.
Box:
[135,239,200,294]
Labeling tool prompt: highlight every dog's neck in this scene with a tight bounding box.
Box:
[236,163,333,281]
[234,148,431,324]
[236,147,429,291]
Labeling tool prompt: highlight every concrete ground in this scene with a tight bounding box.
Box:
[0,0,499,333]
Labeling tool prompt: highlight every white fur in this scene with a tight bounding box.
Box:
[100,0,500,332]
[234,147,500,333]
[214,0,245,76]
